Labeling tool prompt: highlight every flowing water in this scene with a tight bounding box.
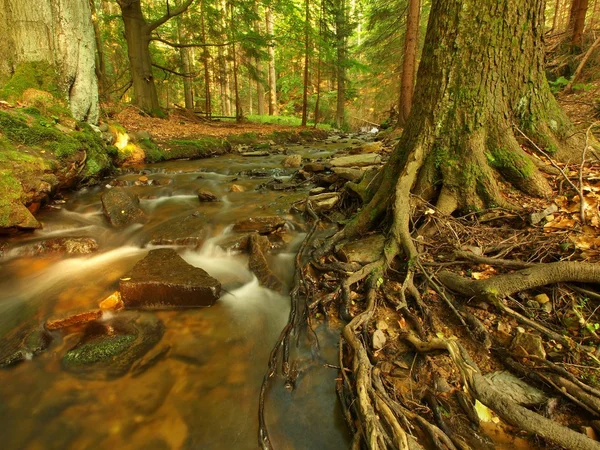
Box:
[0,138,363,450]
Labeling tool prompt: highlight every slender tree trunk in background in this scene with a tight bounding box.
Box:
[230,3,242,121]
[301,0,310,126]
[247,74,253,115]
[0,0,99,123]
[254,1,265,116]
[177,16,194,110]
[590,0,599,30]
[313,0,325,128]
[335,0,347,128]
[551,0,562,32]
[397,0,421,127]
[89,0,108,100]
[200,0,212,117]
[569,0,589,50]
[266,7,278,115]
[218,0,231,115]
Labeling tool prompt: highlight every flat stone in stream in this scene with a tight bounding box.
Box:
[330,154,381,168]
[149,212,207,247]
[61,312,164,380]
[101,187,147,228]
[232,216,286,234]
[197,189,219,202]
[6,237,99,258]
[120,248,221,308]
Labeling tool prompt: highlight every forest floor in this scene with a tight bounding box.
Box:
[115,107,299,140]
[255,92,600,449]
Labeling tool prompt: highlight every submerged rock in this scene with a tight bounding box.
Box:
[101,187,147,228]
[61,312,164,379]
[5,237,99,258]
[0,326,52,367]
[120,248,221,308]
[233,216,286,234]
[149,212,207,247]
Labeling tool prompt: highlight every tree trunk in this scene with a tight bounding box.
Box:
[266,7,278,115]
[313,0,325,128]
[345,0,583,239]
[229,3,242,122]
[335,0,347,129]
[301,0,311,127]
[177,16,194,110]
[570,0,590,50]
[0,0,99,123]
[200,0,212,117]
[397,0,421,127]
[552,0,562,32]
[119,1,159,113]
[254,1,265,116]
[89,0,108,101]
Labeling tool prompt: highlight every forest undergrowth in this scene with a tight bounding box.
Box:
[260,123,600,450]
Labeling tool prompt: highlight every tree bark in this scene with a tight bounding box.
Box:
[569,0,590,50]
[266,7,278,115]
[301,0,311,126]
[254,1,265,116]
[177,16,194,110]
[229,2,242,122]
[200,0,212,117]
[344,0,584,240]
[335,0,347,129]
[397,0,421,127]
[0,0,99,123]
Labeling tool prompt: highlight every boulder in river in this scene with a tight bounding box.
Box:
[332,167,364,182]
[61,312,164,380]
[120,248,221,308]
[303,162,326,173]
[46,309,103,331]
[101,187,147,228]
[233,216,286,234]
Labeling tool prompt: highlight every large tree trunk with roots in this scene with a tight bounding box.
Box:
[0,0,99,123]
[264,1,600,449]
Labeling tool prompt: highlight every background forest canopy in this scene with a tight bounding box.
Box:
[0,0,599,130]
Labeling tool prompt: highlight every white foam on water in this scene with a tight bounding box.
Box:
[140,194,198,211]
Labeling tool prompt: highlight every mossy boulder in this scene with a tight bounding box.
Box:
[153,137,231,162]
[61,312,164,380]
[0,61,63,103]
[0,326,52,368]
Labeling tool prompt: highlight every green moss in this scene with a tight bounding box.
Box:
[137,138,163,163]
[62,334,137,367]
[0,112,62,146]
[160,137,230,162]
[0,61,63,101]
[487,147,534,179]
[226,132,259,145]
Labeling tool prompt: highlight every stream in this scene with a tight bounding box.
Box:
[0,137,366,450]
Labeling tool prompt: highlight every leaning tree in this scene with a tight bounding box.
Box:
[302,0,600,449]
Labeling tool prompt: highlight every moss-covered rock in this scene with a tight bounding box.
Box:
[154,137,231,162]
[0,61,63,103]
[61,312,164,380]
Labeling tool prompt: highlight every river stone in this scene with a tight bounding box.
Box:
[242,150,269,157]
[350,141,383,154]
[511,330,546,359]
[149,212,207,247]
[303,162,326,172]
[0,202,41,233]
[308,192,340,212]
[332,167,364,182]
[248,233,283,292]
[330,154,381,168]
[282,154,302,168]
[232,216,286,234]
[337,234,386,264]
[485,371,548,406]
[46,309,103,331]
[7,237,99,258]
[61,312,164,380]
[197,189,219,202]
[120,248,221,308]
[0,326,52,367]
[101,187,147,228]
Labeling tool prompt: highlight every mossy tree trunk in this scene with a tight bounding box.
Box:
[346,0,584,241]
[0,0,99,123]
[116,0,193,115]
